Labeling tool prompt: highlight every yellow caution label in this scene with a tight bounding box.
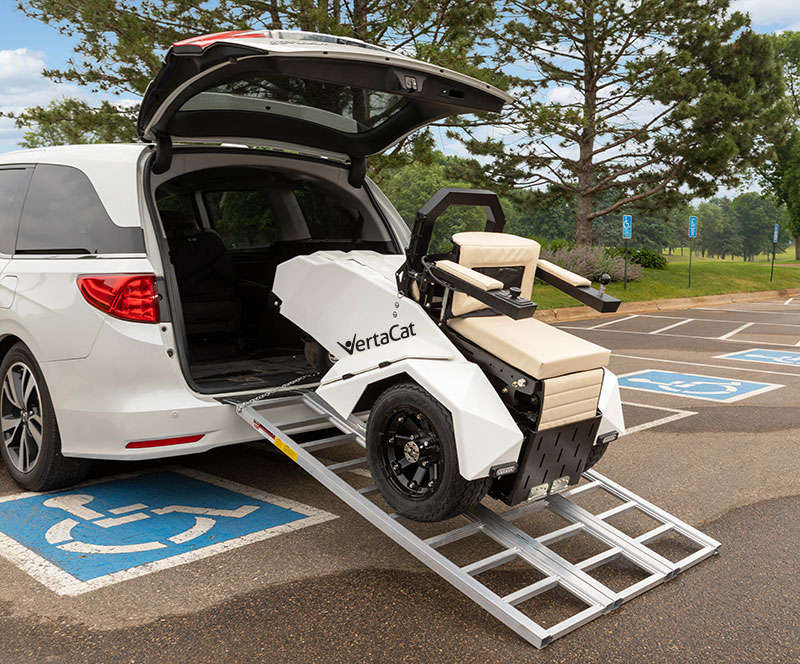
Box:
[272,436,298,463]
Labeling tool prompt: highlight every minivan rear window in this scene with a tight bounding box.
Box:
[180,73,407,134]
[16,164,145,255]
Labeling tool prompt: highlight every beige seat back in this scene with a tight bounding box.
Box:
[450,232,541,316]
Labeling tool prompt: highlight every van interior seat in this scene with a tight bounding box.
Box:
[160,210,240,336]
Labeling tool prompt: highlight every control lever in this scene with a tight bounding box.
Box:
[509,286,522,299]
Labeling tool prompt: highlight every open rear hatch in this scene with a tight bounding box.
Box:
[138,30,512,178]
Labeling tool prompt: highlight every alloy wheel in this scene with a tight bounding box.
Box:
[1,362,43,473]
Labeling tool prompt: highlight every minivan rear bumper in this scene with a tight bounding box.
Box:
[40,316,260,460]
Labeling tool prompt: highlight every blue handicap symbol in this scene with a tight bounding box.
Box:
[718,348,800,368]
[0,470,308,582]
[618,370,780,402]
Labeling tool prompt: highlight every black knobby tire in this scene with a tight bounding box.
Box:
[584,441,609,471]
[0,343,90,491]
[366,382,491,522]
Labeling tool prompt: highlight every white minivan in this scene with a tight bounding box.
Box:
[0,30,513,491]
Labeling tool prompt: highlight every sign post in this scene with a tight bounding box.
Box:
[771,223,780,282]
[688,216,698,288]
[622,214,632,291]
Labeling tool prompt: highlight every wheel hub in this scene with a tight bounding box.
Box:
[403,441,420,463]
[380,409,443,501]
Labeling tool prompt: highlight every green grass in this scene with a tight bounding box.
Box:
[532,256,800,310]
[666,246,799,264]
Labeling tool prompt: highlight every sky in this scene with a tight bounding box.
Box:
[1,1,799,161]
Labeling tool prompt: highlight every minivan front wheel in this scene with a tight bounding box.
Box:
[0,344,90,491]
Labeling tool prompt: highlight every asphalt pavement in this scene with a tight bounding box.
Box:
[0,296,799,663]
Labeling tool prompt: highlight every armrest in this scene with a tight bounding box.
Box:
[427,262,537,320]
[434,260,503,291]
[535,260,621,313]
[536,259,591,288]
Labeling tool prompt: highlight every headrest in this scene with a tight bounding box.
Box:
[160,210,198,235]
[452,232,540,269]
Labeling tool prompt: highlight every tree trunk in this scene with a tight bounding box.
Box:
[795,236,799,260]
[574,8,597,246]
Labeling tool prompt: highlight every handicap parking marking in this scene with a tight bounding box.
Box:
[617,369,782,402]
[715,348,800,368]
[0,468,337,595]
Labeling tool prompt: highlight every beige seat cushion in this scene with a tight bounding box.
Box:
[448,315,610,379]
[451,232,541,316]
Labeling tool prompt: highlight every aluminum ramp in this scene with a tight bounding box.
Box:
[233,392,720,648]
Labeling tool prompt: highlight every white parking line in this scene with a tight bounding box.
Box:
[612,353,800,379]
[635,314,800,329]
[589,314,639,329]
[696,307,800,316]
[718,322,753,340]
[649,318,694,335]
[558,325,800,348]
[786,298,795,305]
[622,401,697,434]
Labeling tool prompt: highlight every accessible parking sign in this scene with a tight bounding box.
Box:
[0,469,336,595]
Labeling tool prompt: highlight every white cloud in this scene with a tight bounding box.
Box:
[731,0,800,30]
[0,48,85,151]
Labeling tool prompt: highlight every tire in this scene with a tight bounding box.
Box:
[304,339,336,374]
[366,382,491,522]
[0,343,90,491]
[584,440,609,471]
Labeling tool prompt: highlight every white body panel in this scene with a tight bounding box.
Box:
[274,250,525,480]
[598,369,626,437]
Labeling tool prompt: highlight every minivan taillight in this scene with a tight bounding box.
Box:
[78,274,160,323]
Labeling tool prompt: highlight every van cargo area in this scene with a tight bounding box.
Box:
[151,153,402,393]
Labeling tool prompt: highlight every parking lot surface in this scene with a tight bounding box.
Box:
[1,296,799,663]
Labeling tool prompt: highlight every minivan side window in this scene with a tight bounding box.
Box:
[0,168,31,255]
[16,164,145,255]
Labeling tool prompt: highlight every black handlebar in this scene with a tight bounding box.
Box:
[399,188,506,294]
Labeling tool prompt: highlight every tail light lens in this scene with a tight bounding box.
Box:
[78,274,160,323]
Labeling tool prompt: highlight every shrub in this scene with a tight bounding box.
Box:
[605,246,667,269]
[540,246,643,282]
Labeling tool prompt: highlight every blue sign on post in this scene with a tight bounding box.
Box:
[688,216,698,239]
[774,224,780,243]
[0,469,335,594]
[622,215,632,239]
[618,369,781,402]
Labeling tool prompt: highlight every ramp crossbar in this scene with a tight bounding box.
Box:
[233,392,720,648]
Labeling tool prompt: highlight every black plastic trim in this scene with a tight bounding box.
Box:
[536,270,621,313]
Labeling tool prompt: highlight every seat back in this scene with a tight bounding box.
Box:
[160,210,240,335]
[450,232,541,316]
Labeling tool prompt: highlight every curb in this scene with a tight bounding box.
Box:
[533,287,800,324]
